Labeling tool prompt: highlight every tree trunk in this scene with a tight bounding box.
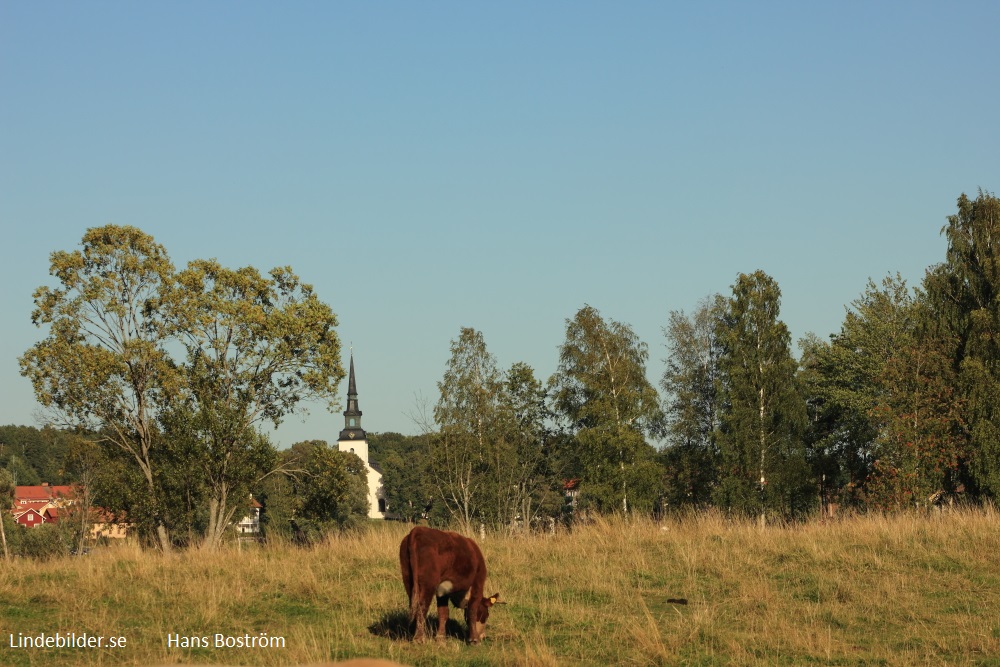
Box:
[759,384,767,528]
[205,490,241,550]
[156,523,171,552]
[136,439,171,552]
[621,459,629,514]
[0,515,8,560]
[204,493,233,550]
[206,498,219,549]
[78,485,89,556]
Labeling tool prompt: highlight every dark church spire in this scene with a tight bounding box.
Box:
[347,354,358,397]
[338,353,366,441]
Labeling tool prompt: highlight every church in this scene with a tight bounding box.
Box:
[336,355,388,519]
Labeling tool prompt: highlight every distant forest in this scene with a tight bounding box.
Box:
[9,190,1000,549]
[0,425,81,486]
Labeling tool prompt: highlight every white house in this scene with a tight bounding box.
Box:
[235,496,263,537]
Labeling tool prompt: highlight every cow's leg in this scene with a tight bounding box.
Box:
[465,598,481,644]
[412,597,426,642]
[435,595,450,641]
[413,590,434,643]
[464,586,485,644]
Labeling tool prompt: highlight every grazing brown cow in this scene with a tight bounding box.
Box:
[399,526,499,644]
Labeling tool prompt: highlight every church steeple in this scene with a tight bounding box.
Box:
[335,350,387,519]
[338,354,366,442]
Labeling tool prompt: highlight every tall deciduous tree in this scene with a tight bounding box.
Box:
[868,317,967,508]
[803,280,966,510]
[660,296,725,508]
[550,305,663,514]
[716,271,808,521]
[21,226,344,549]
[432,328,504,531]
[432,329,556,531]
[167,260,342,549]
[924,189,1000,498]
[500,362,560,530]
[20,226,179,550]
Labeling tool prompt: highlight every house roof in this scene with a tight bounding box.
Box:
[15,485,76,502]
[89,506,130,524]
[12,500,49,514]
[15,487,54,501]
[13,507,46,522]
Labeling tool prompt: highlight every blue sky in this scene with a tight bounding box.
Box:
[2,2,997,447]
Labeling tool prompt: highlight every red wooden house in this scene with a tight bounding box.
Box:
[11,484,76,528]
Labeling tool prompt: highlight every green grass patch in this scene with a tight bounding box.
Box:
[1,511,999,665]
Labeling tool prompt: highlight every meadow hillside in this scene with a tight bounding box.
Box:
[1,510,998,667]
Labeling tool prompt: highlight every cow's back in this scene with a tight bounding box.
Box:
[400,526,486,598]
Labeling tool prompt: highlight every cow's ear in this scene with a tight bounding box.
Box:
[487,593,502,606]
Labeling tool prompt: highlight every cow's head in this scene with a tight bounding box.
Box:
[467,593,501,644]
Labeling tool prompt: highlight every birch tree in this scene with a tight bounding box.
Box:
[432,329,555,531]
[550,305,663,514]
[716,271,807,522]
[432,328,503,531]
[660,296,725,507]
[500,362,558,530]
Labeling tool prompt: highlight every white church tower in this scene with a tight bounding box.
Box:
[336,354,387,519]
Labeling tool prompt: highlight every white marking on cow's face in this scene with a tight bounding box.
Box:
[471,621,485,643]
[436,580,454,597]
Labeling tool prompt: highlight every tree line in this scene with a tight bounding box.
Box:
[12,190,1000,548]
[379,189,1000,529]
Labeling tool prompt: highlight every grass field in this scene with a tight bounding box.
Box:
[1,509,999,666]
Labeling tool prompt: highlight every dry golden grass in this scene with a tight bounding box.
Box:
[1,510,999,666]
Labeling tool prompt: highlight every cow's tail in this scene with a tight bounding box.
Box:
[408,531,422,624]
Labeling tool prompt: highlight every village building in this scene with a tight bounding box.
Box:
[235,497,263,537]
[89,508,130,540]
[10,483,131,539]
[11,484,75,528]
[336,355,388,519]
